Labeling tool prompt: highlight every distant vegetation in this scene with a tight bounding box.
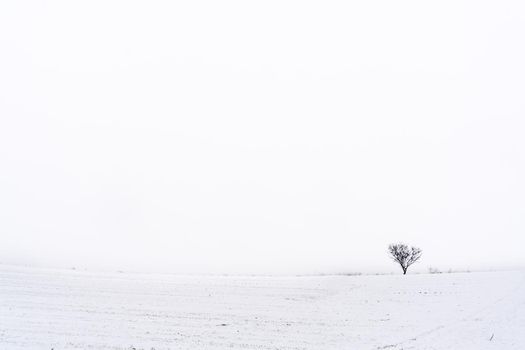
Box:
[388,243,422,275]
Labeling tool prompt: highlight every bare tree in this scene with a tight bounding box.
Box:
[388,243,422,275]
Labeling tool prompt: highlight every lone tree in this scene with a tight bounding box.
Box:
[388,243,422,275]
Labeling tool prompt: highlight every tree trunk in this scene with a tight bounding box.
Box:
[403,268,407,275]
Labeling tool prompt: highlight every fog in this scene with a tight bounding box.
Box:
[1,1,524,274]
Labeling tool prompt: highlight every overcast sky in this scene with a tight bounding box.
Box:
[1,1,524,274]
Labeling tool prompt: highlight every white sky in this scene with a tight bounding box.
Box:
[1,1,524,274]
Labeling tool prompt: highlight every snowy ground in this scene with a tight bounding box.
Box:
[0,265,524,350]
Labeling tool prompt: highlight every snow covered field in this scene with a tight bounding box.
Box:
[1,265,524,350]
